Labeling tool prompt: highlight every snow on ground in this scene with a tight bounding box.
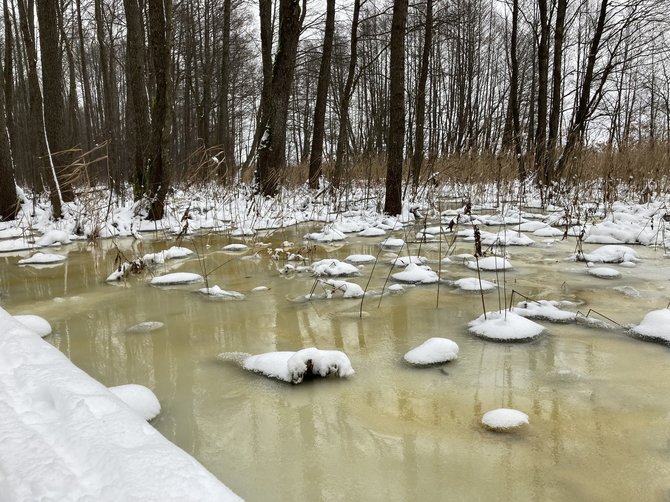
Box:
[358,227,386,237]
[0,307,241,501]
[17,252,67,265]
[512,300,609,328]
[380,237,405,248]
[126,321,165,333]
[630,309,670,343]
[468,310,544,342]
[389,255,427,267]
[143,246,194,265]
[35,229,71,247]
[404,338,459,365]
[150,272,205,286]
[345,254,377,264]
[319,279,365,298]
[304,227,346,242]
[223,348,355,384]
[481,408,529,431]
[222,243,249,252]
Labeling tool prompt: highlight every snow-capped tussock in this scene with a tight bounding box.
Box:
[143,246,194,265]
[222,243,248,252]
[576,245,640,263]
[0,238,33,253]
[229,348,355,384]
[0,307,241,501]
[587,266,621,279]
[358,227,386,237]
[320,279,365,298]
[17,252,67,265]
[345,254,377,264]
[630,309,670,343]
[304,227,346,242]
[126,321,165,333]
[312,259,361,277]
[476,229,534,247]
[380,237,404,248]
[108,384,161,421]
[13,314,52,337]
[466,256,513,271]
[391,263,439,284]
[198,285,245,300]
[389,255,427,267]
[513,221,547,232]
[150,272,204,286]
[404,337,459,365]
[468,310,544,342]
[452,277,497,292]
[35,230,71,247]
[481,408,529,431]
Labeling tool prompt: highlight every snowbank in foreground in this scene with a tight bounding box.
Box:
[0,307,241,501]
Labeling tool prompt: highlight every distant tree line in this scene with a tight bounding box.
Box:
[0,0,668,220]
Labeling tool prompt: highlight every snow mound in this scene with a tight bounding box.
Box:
[513,221,547,232]
[320,279,364,298]
[198,285,245,300]
[312,259,361,277]
[143,246,194,265]
[587,267,621,279]
[222,243,248,252]
[404,337,459,365]
[380,237,405,248]
[345,254,377,264]
[233,348,355,384]
[17,252,67,265]
[468,310,544,342]
[35,230,71,247]
[630,309,670,343]
[108,384,161,421]
[452,278,497,292]
[576,245,640,263]
[0,238,33,253]
[358,227,386,237]
[0,307,241,501]
[391,263,439,284]
[304,228,346,242]
[466,256,513,271]
[481,408,529,431]
[126,321,165,333]
[13,315,52,337]
[389,255,427,267]
[150,272,204,285]
[533,226,564,237]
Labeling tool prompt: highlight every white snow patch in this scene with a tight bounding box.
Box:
[630,309,670,343]
[198,285,245,300]
[404,338,459,365]
[358,227,386,237]
[345,254,377,264]
[35,230,71,247]
[126,321,165,333]
[389,255,427,267]
[453,277,497,292]
[587,267,621,279]
[312,259,361,277]
[380,237,405,248]
[304,228,346,242]
[576,245,640,263]
[222,243,249,252]
[466,256,513,271]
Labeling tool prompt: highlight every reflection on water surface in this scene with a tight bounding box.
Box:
[2,224,670,501]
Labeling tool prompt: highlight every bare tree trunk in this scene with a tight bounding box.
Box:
[546,0,567,183]
[146,0,173,220]
[332,0,361,190]
[410,0,433,192]
[76,0,94,151]
[256,0,303,197]
[535,0,550,181]
[384,0,408,215]
[307,0,336,189]
[217,0,234,180]
[0,53,18,221]
[17,0,63,218]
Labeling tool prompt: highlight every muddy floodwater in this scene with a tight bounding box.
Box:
[2,222,670,501]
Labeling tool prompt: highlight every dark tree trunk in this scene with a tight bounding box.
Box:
[256,0,303,197]
[146,0,173,220]
[307,0,336,189]
[124,0,151,199]
[217,0,234,180]
[410,0,433,192]
[76,0,94,151]
[0,55,18,221]
[332,0,360,191]
[534,0,550,180]
[18,0,63,218]
[545,0,567,183]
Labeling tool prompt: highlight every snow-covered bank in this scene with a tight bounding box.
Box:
[0,307,241,501]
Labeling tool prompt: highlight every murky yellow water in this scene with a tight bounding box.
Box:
[2,224,670,501]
